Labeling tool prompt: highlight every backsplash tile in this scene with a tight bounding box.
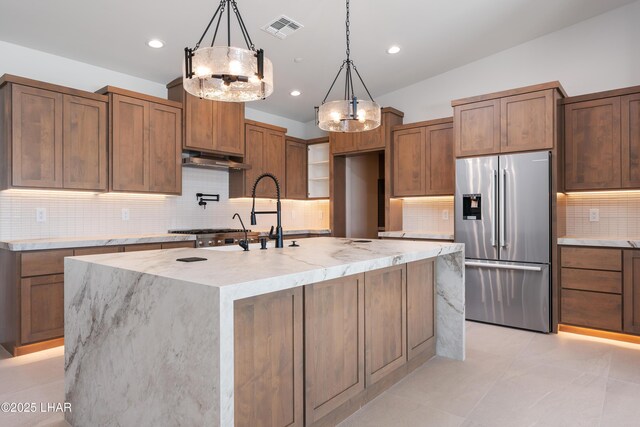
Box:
[0,168,329,241]
[400,197,454,235]
[564,192,640,238]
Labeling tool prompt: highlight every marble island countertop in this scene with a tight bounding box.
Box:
[0,233,195,251]
[558,236,640,248]
[378,230,455,240]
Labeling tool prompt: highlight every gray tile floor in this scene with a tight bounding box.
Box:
[1,322,639,427]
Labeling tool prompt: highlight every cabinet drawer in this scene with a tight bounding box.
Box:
[74,246,122,256]
[161,241,195,249]
[561,289,622,331]
[124,243,163,252]
[561,247,622,271]
[21,249,74,277]
[561,268,622,294]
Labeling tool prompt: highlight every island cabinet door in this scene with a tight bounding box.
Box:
[406,259,435,360]
[624,250,640,335]
[20,274,64,344]
[234,288,304,427]
[364,264,407,386]
[304,274,365,424]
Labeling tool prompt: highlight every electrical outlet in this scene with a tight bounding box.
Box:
[122,208,130,221]
[442,209,449,220]
[36,208,47,223]
[589,208,599,222]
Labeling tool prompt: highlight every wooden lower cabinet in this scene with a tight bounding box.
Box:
[21,274,64,344]
[561,289,622,332]
[234,288,304,427]
[406,259,435,360]
[304,274,365,424]
[623,250,640,334]
[364,264,407,386]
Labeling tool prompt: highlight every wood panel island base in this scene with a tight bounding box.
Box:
[64,238,465,426]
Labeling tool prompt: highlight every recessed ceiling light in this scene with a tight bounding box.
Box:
[290,90,301,97]
[147,39,165,49]
[387,45,401,54]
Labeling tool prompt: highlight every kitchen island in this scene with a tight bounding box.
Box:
[64,237,465,426]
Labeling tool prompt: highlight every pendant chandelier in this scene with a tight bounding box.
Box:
[316,0,381,132]
[183,0,273,102]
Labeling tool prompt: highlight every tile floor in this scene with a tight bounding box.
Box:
[0,322,639,427]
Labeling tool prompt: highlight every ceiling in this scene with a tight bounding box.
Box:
[0,0,634,122]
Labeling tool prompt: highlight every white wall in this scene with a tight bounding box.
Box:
[376,0,640,123]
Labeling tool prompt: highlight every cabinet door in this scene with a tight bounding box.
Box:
[235,288,303,427]
[427,123,455,195]
[330,131,358,154]
[622,93,640,189]
[184,92,214,152]
[285,140,307,199]
[406,259,435,360]
[358,127,384,151]
[21,274,64,344]
[392,128,426,197]
[454,99,500,157]
[11,85,63,188]
[623,250,640,335]
[244,124,265,197]
[261,130,286,198]
[111,94,149,192]
[215,101,245,156]
[63,95,108,191]
[364,264,406,386]
[149,103,182,194]
[305,274,364,424]
[564,97,621,190]
[500,90,554,153]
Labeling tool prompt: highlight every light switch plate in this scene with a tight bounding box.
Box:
[589,208,599,222]
[36,208,47,223]
[442,209,449,220]
[122,208,130,221]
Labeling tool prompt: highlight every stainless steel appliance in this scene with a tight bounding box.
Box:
[168,228,259,248]
[455,151,551,332]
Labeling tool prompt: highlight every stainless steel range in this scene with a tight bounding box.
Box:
[168,228,260,248]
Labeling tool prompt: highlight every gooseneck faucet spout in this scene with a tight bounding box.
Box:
[250,173,284,248]
[232,213,249,251]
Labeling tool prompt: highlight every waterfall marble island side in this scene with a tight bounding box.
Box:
[64,237,465,426]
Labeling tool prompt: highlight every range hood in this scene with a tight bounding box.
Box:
[182,156,250,170]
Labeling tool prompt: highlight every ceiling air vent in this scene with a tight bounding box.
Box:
[261,15,303,39]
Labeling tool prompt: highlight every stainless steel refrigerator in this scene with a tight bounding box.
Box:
[455,151,551,333]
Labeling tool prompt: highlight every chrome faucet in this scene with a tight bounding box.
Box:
[232,213,250,251]
[250,173,284,248]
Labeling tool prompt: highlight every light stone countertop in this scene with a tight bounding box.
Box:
[379,231,455,241]
[558,237,640,248]
[0,233,196,251]
[257,228,332,237]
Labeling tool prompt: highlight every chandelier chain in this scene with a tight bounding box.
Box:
[345,0,351,60]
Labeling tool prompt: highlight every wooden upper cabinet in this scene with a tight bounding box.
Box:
[426,123,454,195]
[622,93,640,188]
[261,130,286,198]
[623,250,640,335]
[330,108,404,155]
[148,103,182,194]
[102,87,183,194]
[393,127,426,197]
[243,124,265,196]
[564,97,621,190]
[500,90,554,153]
[11,84,64,188]
[63,95,107,191]
[285,139,307,199]
[111,94,149,192]
[392,118,454,197]
[359,127,384,151]
[166,78,245,156]
[454,99,500,157]
[330,131,359,154]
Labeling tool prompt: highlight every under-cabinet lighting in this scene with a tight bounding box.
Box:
[558,325,640,348]
[2,189,100,197]
[564,190,640,197]
[394,196,455,202]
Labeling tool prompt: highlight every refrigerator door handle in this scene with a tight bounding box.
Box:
[491,169,497,247]
[500,169,506,248]
[465,261,544,272]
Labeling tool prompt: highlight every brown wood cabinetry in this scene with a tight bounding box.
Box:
[364,264,406,386]
[562,85,640,191]
[406,259,435,360]
[392,118,454,197]
[285,137,307,199]
[21,274,64,344]
[167,78,245,156]
[229,120,287,198]
[101,87,182,195]
[304,274,364,424]
[452,82,565,158]
[330,108,404,155]
[330,130,360,154]
[623,250,640,334]
[0,75,108,191]
[234,288,304,427]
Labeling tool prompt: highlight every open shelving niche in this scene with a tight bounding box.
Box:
[307,142,330,198]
